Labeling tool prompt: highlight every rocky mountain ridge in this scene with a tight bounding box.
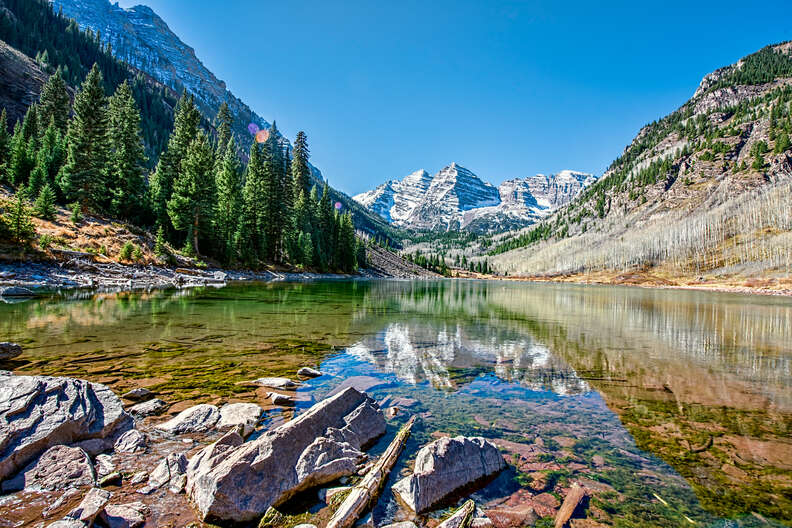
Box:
[354,164,594,233]
[51,0,268,152]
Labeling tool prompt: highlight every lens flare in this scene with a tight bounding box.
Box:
[255,129,270,143]
[334,202,342,210]
[247,123,260,135]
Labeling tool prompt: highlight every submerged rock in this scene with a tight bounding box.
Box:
[114,430,148,454]
[217,402,262,436]
[187,387,385,523]
[393,436,506,513]
[128,398,167,418]
[0,374,132,482]
[0,342,22,360]
[2,445,95,492]
[156,404,219,434]
[0,286,34,297]
[267,392,294,405]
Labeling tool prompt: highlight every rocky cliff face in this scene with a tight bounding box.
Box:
[52,0,267,149]
[354,164,594,233]
[0,40,50,126]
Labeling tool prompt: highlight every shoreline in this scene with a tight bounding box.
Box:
[498,272,792,298]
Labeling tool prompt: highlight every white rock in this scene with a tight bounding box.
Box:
[127,398,167,418]
[114,430,147,454]
[101,501,147,528]
[267,392,294,405]
[138,452,187,495]
[2,445,95,492]
[218,403,262,437]
[155,404,219,434]
[94,454,115,478]
[297,367,322,378]
[64,487,111,524]
[252,377,297,389]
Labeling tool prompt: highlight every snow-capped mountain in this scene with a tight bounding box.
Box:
[354,164,595,233]
[52,0,268,150]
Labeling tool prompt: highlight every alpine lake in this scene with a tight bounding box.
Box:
[1,279,790,527]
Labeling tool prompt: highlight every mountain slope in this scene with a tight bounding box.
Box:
[52,0,266,152]
[490,42,792,281]
[355,164,594,233]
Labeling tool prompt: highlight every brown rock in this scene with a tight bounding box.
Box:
[554,483,587,528]
[485,504,538,528]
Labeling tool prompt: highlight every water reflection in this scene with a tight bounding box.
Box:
[1,280,790,525]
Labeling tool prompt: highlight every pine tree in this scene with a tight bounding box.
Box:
[213,137,241,263]
[0,109,10,169]
[261,123,289,262]
[58,64,110,212]
[154,225,167,257]
[107,81,148,222]
[291,131,312,199]
[338,212,356,271]
[35,119,67,198]
[6,124,33,186]
[214,102,233,156]
[149,93,201,233]
[26,165,46,198]
[167,130,216,257]
[33,183,57,220]
[8,193,35,243]
[20,104,39,145]
[317,182,334,270]
[38,68,71,132]
[237,142,268,264]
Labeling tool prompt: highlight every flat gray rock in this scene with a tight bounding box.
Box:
[187,387,385,523]
[0,374,132,482]
[128,398,167,418]
[0,342,22,360]
[267,392,294,405]
[393,436,506,513]
[114,430,147,454]
[156,404,219,434]
[64,487,112,524]
[252,377,297,389]
[2,445,95,492]
[217,403,262,437]
[138,452,187,494]
[0,286,34,297]
[101,501,147,528]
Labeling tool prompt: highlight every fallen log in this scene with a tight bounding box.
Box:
[325,415,416,528]
[437,499,476,528]
[554,482,586,528]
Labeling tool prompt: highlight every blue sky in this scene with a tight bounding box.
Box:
[117,0,791,195]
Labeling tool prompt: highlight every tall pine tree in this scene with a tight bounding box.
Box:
[237,142,268,264]
[214,102,233,157]
[149,93,201,233]
[38,68,71,132]
[107,80,148,223]
[167,130,216,256]
[58,64,109,211]
[213,137,241,263]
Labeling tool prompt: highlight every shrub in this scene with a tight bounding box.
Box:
[38,233,52,250]
[132,245,143,262]
[69,203,82,225]
[119,241,134,261]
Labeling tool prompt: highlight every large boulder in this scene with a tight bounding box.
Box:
[393,436,506,513]
[2,444,95,492]
[113,430,147,454]
[138,452,188,495]
[0,374,133,482]
[187,387,385,523]
[128,398,167,418]
[155,404,219,434]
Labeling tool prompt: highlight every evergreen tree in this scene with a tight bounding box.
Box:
[38,68,71,132]
[5,124,33,186]
[58,64,109,211]
[291,131,311,198]
[262,123,287,262]
[214,102,233,156]
[213,137,241,263]
[238,142,268,264]
[297,231,313,266]
[167,130,216,256]
[107,80,148,222]
[0,109,10,169]
[149,93,201,233]
[26,165,46,198]
[33,183,57,220]
[316,182,334,270]
[338,212,356,271]
[35,119,67,198]
[8,193,35,243]
[20,104,39,145]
